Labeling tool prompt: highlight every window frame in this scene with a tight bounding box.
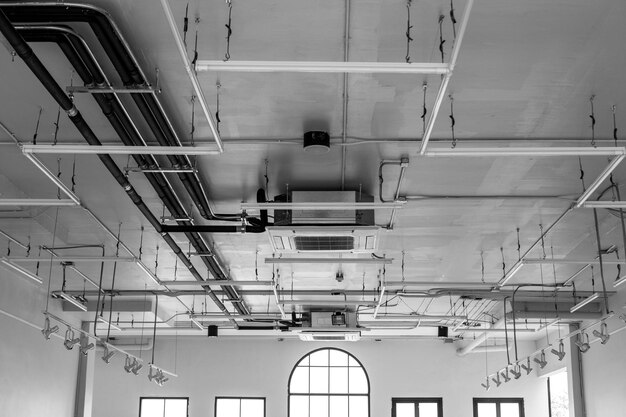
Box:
[473,398,525,417]
[214,396,266,417]
[139,397,189,417]
[287,347,371,417]
[392,397,444,417]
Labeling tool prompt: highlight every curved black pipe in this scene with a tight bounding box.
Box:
[2,4,242,222]
[0,12,245,323]
[15,24,251,314]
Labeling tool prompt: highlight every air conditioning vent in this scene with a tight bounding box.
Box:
[293,235,355,251]
[298,332,361,342]
[268,226,380,253]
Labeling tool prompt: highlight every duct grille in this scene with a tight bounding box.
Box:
[293,236,354,251]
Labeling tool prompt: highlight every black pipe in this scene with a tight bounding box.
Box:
[161,225,266,234]
[0,11,243,324]
[2,4,242,222]
[16,24,249,315]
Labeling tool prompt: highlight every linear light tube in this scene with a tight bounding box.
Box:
[58,292,88,311]
[0,259,43,284]
[265,257,393,264]
[570,293,601,313]
[195,60,450,74]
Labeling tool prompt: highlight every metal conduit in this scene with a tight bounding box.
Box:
[0,10,243,326]
[11,20,252,315]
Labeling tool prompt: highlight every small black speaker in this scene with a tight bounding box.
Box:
[438,326,448,338]
[208,325,219,337]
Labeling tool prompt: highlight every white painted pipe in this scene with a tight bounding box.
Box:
[242,201,405,210]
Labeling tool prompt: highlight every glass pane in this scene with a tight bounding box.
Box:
[141,399,164,417]
[241,399,264,417]
[349,397,368,417]
[348,368,368,394]
[310,395,329,417]
[348,356,359,367]
[164,399,187,417]
[329,367,348,393]
[418,402,439,417]
[310,349,329,366]
[500,403,520,417]
[550,371,569,417]
[395,403,415,417]
[216,398,240,417]
[310,367,329,393]
[329,396,348,417]
[291,366,309,393]
[290,396,309,417]
[329,349,348,366]
[299,356,310,366]
[477,403,497,417]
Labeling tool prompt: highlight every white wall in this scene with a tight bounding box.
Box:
[579,290,626,417]
[92,337,549,417]
[0,267,80,417]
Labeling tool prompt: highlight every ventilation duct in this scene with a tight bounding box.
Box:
[298,332,361,342]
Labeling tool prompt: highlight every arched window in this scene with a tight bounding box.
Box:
[288,348,370,417]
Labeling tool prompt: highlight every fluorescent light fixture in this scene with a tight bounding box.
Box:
[614,275,626,287]
[0,198,77,207]
[425,147,626,157]
[195,60,451,74]
[279,299,376,307]
[135,260,161,286]
[22,144,220,156]
[97,316,122,331]
[265,257,393,264]
[372,287,387,319]
[0,259,43,284]
[242,201,405,210]
[189,316,204,330]
[576,155,626,207]
[160,279,273,287]
[499,261,523,286]
[570,292,600,313]
[58,292,88,312]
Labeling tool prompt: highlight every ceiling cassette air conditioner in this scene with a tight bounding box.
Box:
[267,225,380,253]
[298,331,361,342]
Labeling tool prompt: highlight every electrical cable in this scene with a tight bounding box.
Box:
[405,0,413,63]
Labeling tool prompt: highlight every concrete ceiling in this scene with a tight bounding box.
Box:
[0,0,624,342]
